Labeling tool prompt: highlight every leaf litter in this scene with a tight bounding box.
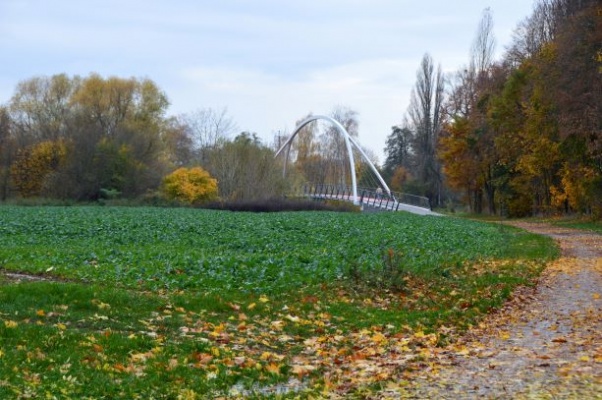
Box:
[373,222,602,399]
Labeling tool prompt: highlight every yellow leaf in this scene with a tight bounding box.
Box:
[291,364,316,377]
[286,314,300,323]
[168,358,178,370]
[372,332,387,344]
[4,320,18,328]
[265,362,281,375]
[56,323,67,330]
[579,356,590,362]
[593,293,600,300]
[259,295,269,303]
[454,345,470,356]
[177,388,197,400]
[247,303,256,310]
[499,332,511,340]
[36,310,46,317]
[271,321,284,331]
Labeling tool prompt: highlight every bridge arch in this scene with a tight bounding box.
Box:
[274,115,391,205]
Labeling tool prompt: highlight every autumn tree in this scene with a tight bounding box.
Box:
[9,74,79,144]
[389,166,413,193]
[161,167,218,205]
[436,0,601,216]
[66,74,170,199]
[551,0,602,214]
[3,73,174,201]
[439,117,482,210]
[438,9,504,214]
[289,115,329,186]
[10,140,67,197]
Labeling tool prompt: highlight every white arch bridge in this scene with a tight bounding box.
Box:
[274,115,439,216]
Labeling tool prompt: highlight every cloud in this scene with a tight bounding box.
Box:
[0,0,537,162]
[176,58,418,160]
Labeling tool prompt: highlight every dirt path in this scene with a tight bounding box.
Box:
[379,222,602,399]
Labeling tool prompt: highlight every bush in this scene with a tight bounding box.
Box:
[161,167,218,205]
[202,198,361,212]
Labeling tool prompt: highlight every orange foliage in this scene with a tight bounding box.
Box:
[389,166,412,192]
[439,119,481,196]
[10,140,67,197]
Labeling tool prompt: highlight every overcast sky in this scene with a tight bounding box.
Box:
[0,0,536,161]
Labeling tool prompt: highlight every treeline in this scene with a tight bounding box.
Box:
[0,74,374,204]
[0,74,286,202]
[384,0,601,216]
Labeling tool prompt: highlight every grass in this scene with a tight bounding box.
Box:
[548,216,602,234]
[0,206,558,398]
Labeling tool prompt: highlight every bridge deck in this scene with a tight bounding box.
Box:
[303,184,441,216]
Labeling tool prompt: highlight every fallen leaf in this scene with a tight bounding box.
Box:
[4,320,18,328]
[265,362,281,375]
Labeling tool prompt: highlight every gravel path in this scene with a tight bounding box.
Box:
[379,222,602,399]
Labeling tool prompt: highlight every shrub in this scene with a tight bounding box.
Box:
[202,198,361,212]
[161,167,218,205]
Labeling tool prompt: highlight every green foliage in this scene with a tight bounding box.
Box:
[0,206,557,397]
[161,167,218,205]
[0,206,556,295]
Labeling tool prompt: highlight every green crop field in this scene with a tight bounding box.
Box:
[0,206,557,398]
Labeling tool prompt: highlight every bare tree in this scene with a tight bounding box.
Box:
[178,107,236,151]
[320,106,359,186]
[470,8,496,78]
[205,133,287,200]
[408,53,445,206]
[0,106,15,200]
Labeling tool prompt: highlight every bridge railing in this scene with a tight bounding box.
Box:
[301,183,431,211]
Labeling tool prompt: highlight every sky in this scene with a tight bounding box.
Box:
[0,0,536,162]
